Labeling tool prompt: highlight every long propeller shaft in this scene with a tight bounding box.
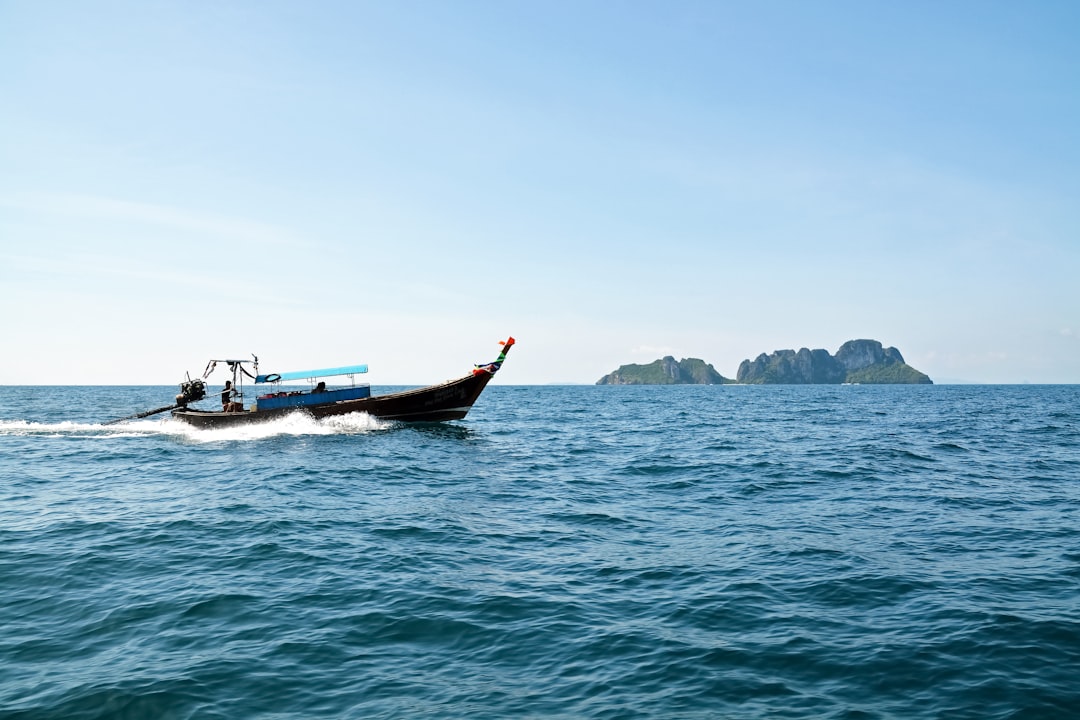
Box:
[103,404,181,426]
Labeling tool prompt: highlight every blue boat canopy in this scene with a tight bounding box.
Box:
[255,364,369,383]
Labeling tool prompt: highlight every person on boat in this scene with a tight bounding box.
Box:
[221,380,243,412]
[312,381,327,394]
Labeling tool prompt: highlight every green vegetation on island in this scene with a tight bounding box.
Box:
[844,363,931,384]
[596,357,734,385]
[596,340,932,385]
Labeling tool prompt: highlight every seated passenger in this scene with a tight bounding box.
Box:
[312,381,327,394]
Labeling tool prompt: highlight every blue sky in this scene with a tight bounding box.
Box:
[2,1,1078,384]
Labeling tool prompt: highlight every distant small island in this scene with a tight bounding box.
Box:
[597,339,932,385]
[596,357,734,385]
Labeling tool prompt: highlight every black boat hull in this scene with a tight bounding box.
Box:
[171,370,496,429]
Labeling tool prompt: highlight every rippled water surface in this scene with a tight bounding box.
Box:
[2,384,1079,719]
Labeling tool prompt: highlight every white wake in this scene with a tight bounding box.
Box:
[0,411,391,442]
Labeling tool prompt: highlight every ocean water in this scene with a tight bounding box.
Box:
[1,384,1078,719]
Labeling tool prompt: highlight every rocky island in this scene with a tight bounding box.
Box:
[596,340,932,385]
[737,339,931,384]
[596,357,734,385]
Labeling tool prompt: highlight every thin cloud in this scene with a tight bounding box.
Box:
[1,192,295,248]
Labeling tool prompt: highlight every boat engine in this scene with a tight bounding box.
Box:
[175,378,207,407]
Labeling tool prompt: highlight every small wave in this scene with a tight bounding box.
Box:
[0,412,391,442]
[934,441,970,452]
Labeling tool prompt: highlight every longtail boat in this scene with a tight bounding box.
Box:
[104,337,515,428]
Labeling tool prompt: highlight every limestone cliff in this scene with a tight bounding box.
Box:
[736,340,931,384]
